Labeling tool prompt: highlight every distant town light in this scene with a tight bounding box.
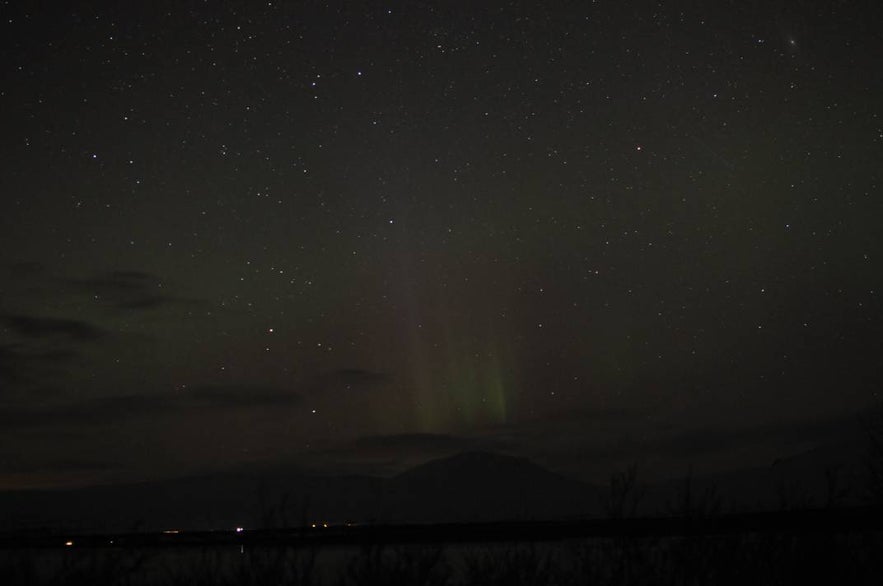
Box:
[65,541,74,547]
[235,527,244,533]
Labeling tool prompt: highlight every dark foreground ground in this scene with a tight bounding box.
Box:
[3,508,883,585]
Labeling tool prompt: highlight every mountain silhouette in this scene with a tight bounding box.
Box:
[1,441,868,534]
[384,451,596,523]
[0,452,599,533]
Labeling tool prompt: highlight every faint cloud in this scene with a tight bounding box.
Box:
[297,431,518,476]
[1,314,105,341]
[4,261,46,277]
[0,385,302,430]
[351,432,473,452]
[0,455,123,474]
[68,270,204,311]
[0,344,77,389]
[186,385,302,407]
[0,345,24,385]
[334,369,391,385]
[300,368,392,395]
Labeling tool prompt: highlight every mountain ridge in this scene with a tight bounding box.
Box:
[0,441,870,533]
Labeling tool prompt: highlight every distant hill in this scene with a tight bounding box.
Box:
[0,452,601,533]
[0,441,872,534]
[385,451,597,523]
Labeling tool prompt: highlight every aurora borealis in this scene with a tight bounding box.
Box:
[1,1,882,492]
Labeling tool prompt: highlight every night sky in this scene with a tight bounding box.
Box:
[1,1,881,490]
